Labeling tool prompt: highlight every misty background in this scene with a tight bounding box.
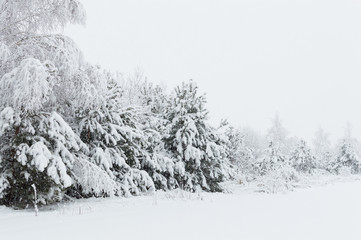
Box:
[65,0,361,144]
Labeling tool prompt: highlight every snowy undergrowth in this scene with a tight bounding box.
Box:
[232,171,361,195]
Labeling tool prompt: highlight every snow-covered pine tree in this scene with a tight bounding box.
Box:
[163,81,229,192]
[331,141,360,174]
[256,141,298,193]
[256,141,286,176]
[76,75,155,197]
[289,140,316,173]
[115,72,182,191]
[329,125,361,174]
[223,125,267,179]
[0,58,86,207]
[0,0,107,207]
[135,82,181,190]
[0,107,86,207]
[312,127,333,169]
[223,126,253,176]
[225,126,244,166]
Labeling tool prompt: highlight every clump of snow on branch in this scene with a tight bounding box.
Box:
[0,58,51,114]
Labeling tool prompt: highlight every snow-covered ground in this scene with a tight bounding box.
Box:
[1,176,361,240]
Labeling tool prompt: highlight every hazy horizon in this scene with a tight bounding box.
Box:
[65,0,361,144]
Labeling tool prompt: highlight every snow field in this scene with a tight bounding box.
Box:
[1,177,361,240]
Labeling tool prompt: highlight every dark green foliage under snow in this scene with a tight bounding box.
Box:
[0,0,233,208]
[0,109,85,207]
[1,0,361,208]
[163,82,231,192]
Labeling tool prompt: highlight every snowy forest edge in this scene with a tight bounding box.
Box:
[0,0,360,209]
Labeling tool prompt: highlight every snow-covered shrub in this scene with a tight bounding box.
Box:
[258,164,299,193]
[337,166,353,176]
[253,140,299,193]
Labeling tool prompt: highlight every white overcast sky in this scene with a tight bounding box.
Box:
[65,0,361,143]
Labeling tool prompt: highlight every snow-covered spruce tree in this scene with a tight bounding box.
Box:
[256,141,286,176]
[256,142,298,193]
[312,127,333,169]
[289,140,316,173]
[163,81,230,192]
[223,124,266,179]
[224,126,244,168]
[136,82,181,190]
[76,75,155,197]
[117,72,181,190]
[141,128,179,191]
[328,125,361,175]
[0,0,111,207]
[330,141,360,175]
[0,58,86,207]
[223,125,253,177]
